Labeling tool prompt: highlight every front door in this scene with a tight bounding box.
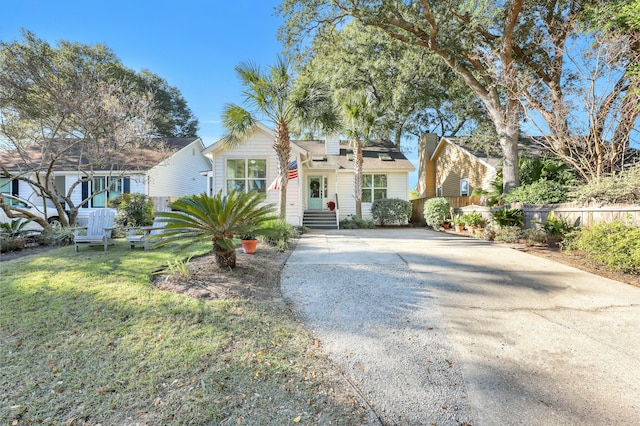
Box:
[308,176,322,210]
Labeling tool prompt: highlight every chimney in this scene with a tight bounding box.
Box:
[416,133,439,198]
[325,134,340,156]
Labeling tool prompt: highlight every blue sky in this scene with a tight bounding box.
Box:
[1,0,286,145]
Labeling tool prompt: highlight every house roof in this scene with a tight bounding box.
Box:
[0,137,200,172]
[437,136,549,169]
[294,140,415,172]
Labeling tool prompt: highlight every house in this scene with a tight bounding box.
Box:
[203,122,415,227]
[416,134,547,204]
[0,137,211,219]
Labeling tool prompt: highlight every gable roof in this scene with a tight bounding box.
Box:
[435,136,549,169]
[294,139,415,171]
[0,137,200,172]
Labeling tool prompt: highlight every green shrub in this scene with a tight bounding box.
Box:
[0,218,35,238]
[371,198,412,226]
[112,193,154,228]
[462,211,484,227]
[493,225,522,243]
[340,215,376,229]
[522,228,548,246]
[570,165,640,203]
[564,221,640,273]
[492,208,524,228]
[534,211,573,238]
[504,180,569,204]
[262,218,300,250]
[423,197,451,228]
[39,226,75,246]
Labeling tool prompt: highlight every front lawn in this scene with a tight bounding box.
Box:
[0,243,365,424]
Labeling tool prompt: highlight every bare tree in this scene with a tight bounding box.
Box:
[516,1,639,180]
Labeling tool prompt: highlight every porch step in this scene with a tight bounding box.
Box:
[303,210,338,229]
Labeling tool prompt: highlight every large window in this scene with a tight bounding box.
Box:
[362,174,387,203]
[226,159,267,193]
[84,177,128,207]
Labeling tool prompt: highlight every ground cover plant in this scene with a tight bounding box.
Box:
[0,243,367,424]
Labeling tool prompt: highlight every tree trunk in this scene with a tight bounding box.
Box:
[354,139,363,219]
[214,242,237,269]
[274,119,291,220]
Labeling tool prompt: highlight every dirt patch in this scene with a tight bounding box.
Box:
[153,241,295,303]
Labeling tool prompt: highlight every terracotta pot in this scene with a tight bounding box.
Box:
[455,225,465,232]
[241,239,258,254]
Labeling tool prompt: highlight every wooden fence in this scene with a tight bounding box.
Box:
[410,196,481,225]
[456,202,640,229]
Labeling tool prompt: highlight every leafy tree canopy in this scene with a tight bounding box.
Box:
[296,21,489,147]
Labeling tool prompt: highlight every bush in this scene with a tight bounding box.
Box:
[423,197,451,228]
[504,180,570,204]
[522,228,548,246]
[492,225,522,243]
[534,211,573,239]
[564,221,640,273]
[112,193,154,228]
[462,211,484,227]
[492,208,524,228]
[0,236,26,253]
[371,198,412,226]
[570,165,640,203]
[340,215,376,229]
[262,218,300,250]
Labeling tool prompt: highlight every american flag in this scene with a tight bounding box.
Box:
[288,160,298,180]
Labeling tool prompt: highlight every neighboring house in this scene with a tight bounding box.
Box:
[416,134,546,201]
[0,137,211,218]
[203,122,415,227]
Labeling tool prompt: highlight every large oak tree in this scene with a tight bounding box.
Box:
[0,31,169,226]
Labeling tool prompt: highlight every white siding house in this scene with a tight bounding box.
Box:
[203,122,415,227]
[1,138,211,222]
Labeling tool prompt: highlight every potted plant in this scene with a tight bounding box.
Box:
[534,211,572,248]
[462,211,483,232]
[452,214,465,232]
[327,201,336,211]
[240,234,258,254]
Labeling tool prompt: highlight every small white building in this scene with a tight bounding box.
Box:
[0,138,211,220]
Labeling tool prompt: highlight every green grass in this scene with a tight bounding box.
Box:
[0,242,365,425]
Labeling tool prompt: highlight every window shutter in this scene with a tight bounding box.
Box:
[123,177,130,193]
[11,180,19,196]
[81,181,89,208]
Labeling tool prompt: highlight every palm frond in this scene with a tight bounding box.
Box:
[220,103,256,148]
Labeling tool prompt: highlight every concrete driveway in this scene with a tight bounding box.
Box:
[281,228,640,425]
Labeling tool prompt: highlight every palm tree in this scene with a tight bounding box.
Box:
[221,55,338,219]
[341,93,378,219]
[155,190,276,269]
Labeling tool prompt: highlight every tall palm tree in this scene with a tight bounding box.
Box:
[221,55,338,219]
[155,190,276,269]
[341,93,378,219]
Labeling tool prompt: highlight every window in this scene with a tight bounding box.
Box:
[436,185,443,197]
[362,174,387,203]
[226,159,267,193]
[0,177,11,194]
[460,178,470,196]
[83,177,129,208]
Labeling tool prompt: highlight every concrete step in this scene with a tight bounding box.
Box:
[303,210,338,229]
